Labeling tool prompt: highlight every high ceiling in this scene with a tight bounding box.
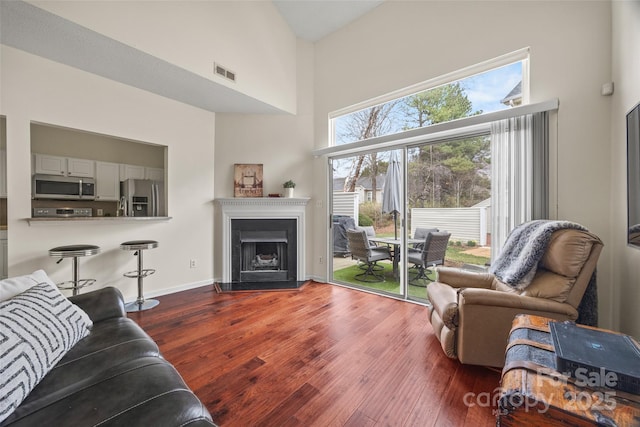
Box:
[0,1,384,114]
[273,0,384,42]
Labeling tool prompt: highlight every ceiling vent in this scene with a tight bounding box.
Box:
[214,63,236,83]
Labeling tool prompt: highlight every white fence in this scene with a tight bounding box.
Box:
[411,207,488,246]
[332,192,359,223]
[332,192,489,246]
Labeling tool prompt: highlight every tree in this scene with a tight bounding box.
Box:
[401,83,476,129]
[437,137,490,206]
[336,82,489,213]
[443,156,474,207]
[402,83,488,208]
[341,103,396,202]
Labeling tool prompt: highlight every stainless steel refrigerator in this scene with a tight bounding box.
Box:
[120,179,165,217]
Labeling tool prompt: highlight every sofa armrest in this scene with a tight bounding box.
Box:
[436,267,495,289]
[458,288,578,317]
[69,286,126,322]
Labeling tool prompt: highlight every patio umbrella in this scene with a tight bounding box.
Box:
[382,150,402,239]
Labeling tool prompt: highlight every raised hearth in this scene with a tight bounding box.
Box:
[215,197,310,284]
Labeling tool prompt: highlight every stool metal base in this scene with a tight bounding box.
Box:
[125,298,160,312]
[123,268,156,279]
[56,278,97,292]
[121,240,159,312]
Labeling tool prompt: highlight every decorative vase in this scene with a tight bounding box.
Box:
[284,188,294,198]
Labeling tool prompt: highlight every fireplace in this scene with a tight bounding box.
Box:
[215,197,310,285]
[232,219,297,282]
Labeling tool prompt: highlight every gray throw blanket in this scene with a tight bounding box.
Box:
[489,219,598,326]
[490,220,587,289]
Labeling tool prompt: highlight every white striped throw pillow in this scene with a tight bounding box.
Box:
[0,281,93,423]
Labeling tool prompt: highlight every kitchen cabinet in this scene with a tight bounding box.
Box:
[119,164,145,181]
[33,154,95,178]
[95,161,120,201]
[34,154,66,175]
[67,157,95,178]
[145,167,164,181]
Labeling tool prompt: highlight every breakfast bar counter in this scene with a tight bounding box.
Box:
[26,216,172,225]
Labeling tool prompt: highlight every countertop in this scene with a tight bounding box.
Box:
[26,216,172,225]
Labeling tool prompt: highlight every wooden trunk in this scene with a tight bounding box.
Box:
[497,315,640,427]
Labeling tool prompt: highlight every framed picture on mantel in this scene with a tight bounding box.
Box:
[234,164,263,198]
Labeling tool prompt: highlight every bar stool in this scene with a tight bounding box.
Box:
[48,244,101,296]
[121,240,159,312]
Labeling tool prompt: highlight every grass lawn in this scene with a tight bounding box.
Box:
[332,261,434,300]
[332,245,490,301]
[445,245,490,266]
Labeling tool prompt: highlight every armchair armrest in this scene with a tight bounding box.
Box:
[436,267,495,289]
[428,281,459,328]
[455,288,578,367]
[458,288,578,318]
[69,286,126,322]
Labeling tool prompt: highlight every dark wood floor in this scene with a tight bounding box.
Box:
[129,281,501,426]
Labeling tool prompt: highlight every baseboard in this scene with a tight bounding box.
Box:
[125,278,213,303]
[126,276,326,303]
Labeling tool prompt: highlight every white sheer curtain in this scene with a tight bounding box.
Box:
[490,115,534,259]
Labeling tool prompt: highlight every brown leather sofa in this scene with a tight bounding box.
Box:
[1,287,215,427]
[427,229,604,368]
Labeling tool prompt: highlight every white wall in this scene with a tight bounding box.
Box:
[31,0,297,113]
[611,0,640,337]
[313,1,615,327]
[213,40,316,281]
[1,46,216,301]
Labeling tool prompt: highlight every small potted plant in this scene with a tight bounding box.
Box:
[283,180,296,198]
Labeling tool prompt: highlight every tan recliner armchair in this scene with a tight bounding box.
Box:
[427,229,603,368]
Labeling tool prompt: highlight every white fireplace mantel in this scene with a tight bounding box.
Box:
[215,197,310,283]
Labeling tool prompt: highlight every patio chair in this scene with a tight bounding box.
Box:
[409,227,440,253]
[357,225,377,239]
[355,226,383,270]
[346,229,392,282]
[408,231,451,286]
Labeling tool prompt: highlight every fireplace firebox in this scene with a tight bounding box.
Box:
[231,219,297,282]
[216,197,310,286]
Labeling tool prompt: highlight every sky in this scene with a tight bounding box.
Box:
[462,62,522,114]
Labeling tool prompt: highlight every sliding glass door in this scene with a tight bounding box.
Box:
[329,135,493,304]
[405,136,492,281]
[330,149,407,299]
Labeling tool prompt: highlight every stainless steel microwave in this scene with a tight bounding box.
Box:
[32,174,96,200]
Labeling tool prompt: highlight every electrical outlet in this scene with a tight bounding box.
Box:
[316,199,322,208]
[319,256,323,264]
[97,208,104,216]
[189,259,197,268]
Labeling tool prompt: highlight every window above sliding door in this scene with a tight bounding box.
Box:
[330,49,529,148]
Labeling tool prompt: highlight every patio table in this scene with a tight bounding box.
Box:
[368,237,422,281]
